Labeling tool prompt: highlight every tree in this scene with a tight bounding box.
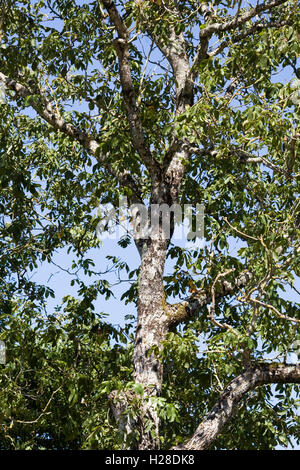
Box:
[0,0,299,450]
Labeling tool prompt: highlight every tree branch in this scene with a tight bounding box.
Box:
[0,72,100,156]
[210,18,293,58]
[247,297,300,324]
[167,271,252,327]
[172,363,300,450]
[199,0,289,39]
[233,147,290,177]
[102,0,159,177]
[191,0,291,75]
[136,2,194,114]
[0,71,143,200]
[133,4,194,184]
[200,3,216,24]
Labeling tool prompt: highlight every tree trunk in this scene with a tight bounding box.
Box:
[133,235,170,449]
[130,153,188,448]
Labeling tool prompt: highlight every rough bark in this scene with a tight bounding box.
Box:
[133,236,170,449]
[101,1,195,446]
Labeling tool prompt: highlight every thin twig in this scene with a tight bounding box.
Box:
[15,386,62,425]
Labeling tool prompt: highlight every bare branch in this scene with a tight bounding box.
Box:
[247,297,300,324]
[172,363,300,450]
[15,386,62,425]
[223,217,259,242]
[230,147,290,177]
[190,37,209,79]
[167,271,252,327]
[200,0,290,39]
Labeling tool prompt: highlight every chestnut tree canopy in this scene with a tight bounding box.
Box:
[0,0,299,450]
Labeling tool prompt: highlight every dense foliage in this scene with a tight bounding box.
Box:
[0,0,299,449]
